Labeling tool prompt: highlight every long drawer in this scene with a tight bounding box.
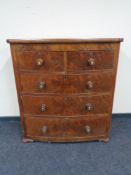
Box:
[22,94,112,116]
[20,72,113,94]
[24,116,109,139]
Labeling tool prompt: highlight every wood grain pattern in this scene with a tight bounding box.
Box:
[22,94,111,116]
[20,71,113,94]
[7,38,123,143]
[16,51,64,72]
[67,50,113,71]
[11,43,121,52]
[24,116,109,139]
[20,73,64,94]
[64,72,113,94]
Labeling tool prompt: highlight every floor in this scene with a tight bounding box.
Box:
[0,117,131,175]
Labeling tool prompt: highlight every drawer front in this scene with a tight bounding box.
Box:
[22,95,111,116]
[67,50,113,71]
[25,116,109,137]
[20,74,64,93]
[20,72,113,94]
[16,51,64,72]
[64,72,113,94]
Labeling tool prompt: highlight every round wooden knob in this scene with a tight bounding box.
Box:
[85,125,91,134]
[36,58,44,66]
[42,126,48,133]
[85,103,93,111]
[86,81,93,89]
[41,104,47,112]
[88,58,95,66]
[39,81,46,89]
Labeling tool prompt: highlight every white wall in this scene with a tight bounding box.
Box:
[0,0,131,116]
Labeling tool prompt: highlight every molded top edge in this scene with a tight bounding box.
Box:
[7,38,124,44]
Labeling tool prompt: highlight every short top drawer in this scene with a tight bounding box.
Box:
[16,51,64,72]
[67,50,113,71]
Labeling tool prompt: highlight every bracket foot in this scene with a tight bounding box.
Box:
[99,137,109,143]
[22,138,34,143]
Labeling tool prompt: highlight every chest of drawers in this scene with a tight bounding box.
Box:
[7,38,123,143]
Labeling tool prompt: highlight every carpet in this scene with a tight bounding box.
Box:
[0,117,131,175]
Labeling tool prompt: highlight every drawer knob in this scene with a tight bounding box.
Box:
[39,81,46,89]
[85,103,93,111]
[42,126,48,133]
[85,125,91,134]
[86,81,93,89]
[41,104,47,112]
[88,58,95,66]
[36,58,44,66]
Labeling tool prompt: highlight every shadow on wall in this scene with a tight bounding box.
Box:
[0,47,19,116]
[113,50,131,113]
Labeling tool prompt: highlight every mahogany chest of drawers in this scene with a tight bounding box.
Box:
[7,38,123,143]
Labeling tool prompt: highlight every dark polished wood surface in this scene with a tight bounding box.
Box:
[7,38,123,143]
